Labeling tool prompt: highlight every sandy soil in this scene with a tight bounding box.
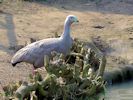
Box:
[0,0,133,93]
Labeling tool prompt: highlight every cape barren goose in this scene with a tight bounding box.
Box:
[11,15,79,69]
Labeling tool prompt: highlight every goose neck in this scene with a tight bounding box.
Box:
[61,20,71,38]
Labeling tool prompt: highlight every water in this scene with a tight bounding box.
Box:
[104,81,133,100]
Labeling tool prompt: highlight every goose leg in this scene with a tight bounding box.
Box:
[32,66,36,75]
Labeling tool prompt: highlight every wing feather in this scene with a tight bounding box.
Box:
[11,38,61,65]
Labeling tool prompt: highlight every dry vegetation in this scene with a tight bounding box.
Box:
[0,0,133,96]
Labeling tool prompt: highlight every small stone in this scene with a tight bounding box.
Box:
[129,37,133,40]
[92,25,104,29]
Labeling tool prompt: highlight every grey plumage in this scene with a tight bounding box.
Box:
[11,15,79,68]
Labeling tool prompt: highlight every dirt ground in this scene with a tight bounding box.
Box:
[0,0,133,93]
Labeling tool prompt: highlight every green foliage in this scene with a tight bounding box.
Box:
[23,0,47,1]
[2,39,106,100]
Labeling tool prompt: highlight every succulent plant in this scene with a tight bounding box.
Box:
[2,39,106,100]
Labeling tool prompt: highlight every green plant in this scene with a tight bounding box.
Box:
[2,39,106,100]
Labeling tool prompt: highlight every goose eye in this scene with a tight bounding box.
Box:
[71,17,74,21]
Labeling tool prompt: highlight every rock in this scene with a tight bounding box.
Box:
[129,37,133,40]
[92,25,104,29]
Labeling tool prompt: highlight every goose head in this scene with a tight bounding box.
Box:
[65,15,79,25]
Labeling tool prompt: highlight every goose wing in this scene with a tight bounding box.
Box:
[11,38,61,65]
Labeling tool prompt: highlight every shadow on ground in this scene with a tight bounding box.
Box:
[34,0,133,15]
[0,12,17,54]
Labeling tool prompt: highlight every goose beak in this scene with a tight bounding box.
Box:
[74,20,79,23]
[74,18,79,23]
